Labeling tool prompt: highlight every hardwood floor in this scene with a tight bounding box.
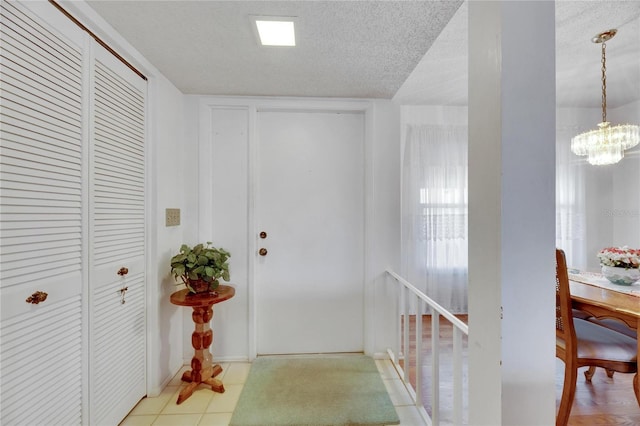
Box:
[400,314,468,425]
[401,314,640,425]
[561,364,639,425]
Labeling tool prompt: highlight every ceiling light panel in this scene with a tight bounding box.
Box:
[253,17,296,46]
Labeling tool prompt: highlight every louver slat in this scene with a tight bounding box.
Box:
[0,2,83,293]
[91,57,145,268]
[0,297,82,426]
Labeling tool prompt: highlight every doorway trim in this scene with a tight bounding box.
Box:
[198,97,375,360]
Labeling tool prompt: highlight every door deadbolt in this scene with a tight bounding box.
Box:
[259,248,268,256]
[259,231,267,239]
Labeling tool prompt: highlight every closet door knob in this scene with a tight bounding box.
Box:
[118,267,129,276]
[26,291,48,304]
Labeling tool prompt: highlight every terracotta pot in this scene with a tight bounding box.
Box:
[187,278,219,294]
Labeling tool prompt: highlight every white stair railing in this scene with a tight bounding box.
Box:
[385,269,469,425]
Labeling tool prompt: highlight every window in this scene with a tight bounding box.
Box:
[402,124,468,312]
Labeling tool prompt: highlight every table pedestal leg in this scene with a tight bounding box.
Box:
[176,304,225,404]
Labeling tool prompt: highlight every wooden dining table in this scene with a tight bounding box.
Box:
[569,279,640,404]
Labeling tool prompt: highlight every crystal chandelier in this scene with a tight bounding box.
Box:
[571,29,639,165]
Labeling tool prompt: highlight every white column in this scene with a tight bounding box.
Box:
[468,2,556,425]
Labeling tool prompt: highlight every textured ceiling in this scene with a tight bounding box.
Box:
[396,1,640,108]
[84,1,639,107]
[85,0,463,98]
[555,1,640,108]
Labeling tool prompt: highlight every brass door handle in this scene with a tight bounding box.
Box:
[259,248,268,256]
[26,291,48,304]
[118,267,129,276]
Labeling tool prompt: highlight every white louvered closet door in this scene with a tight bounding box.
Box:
[0,2,85,425]
[89,43,147,426]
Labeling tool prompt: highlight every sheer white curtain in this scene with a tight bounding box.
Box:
[402,124,468,313]
[556,126,587,268]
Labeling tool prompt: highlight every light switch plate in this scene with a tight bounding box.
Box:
[166,208,180,226]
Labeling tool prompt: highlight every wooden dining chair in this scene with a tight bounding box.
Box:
[584,318,638,381]
[571,307,637,381]
[555,249,638,426]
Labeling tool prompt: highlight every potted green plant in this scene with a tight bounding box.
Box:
[170,242,231,294]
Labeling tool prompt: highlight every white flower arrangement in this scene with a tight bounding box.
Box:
[597,246,640,269]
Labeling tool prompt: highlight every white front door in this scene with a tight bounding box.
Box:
[256,110,364,355]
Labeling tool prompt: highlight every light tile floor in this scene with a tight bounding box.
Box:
[120,359,425,426]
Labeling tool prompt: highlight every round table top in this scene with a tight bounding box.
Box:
[170,284,235,307]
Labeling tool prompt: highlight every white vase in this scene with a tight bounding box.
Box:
[601,265,640,286]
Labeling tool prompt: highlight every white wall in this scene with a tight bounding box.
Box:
[181,98,251,361]
[199,104,250,360]
[147,76,187,394]
[558,101,640,270]
[400,105,468,126]
[66,1,187,396]
[557,107,610,270]
[182,96,201,245]
[369,100,401,355]
[611,100,640,248]
[399,105,467,154]
[180,96,223,362]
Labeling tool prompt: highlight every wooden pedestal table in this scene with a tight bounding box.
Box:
[170,285,235,404]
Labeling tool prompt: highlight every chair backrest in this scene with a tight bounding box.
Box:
[556,249,577,354]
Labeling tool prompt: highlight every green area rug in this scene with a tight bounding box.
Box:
[229,355,400,426]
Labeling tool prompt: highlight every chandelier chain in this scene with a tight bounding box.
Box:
[601,42,607,123]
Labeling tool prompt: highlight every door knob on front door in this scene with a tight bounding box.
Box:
[259,248,268,256]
